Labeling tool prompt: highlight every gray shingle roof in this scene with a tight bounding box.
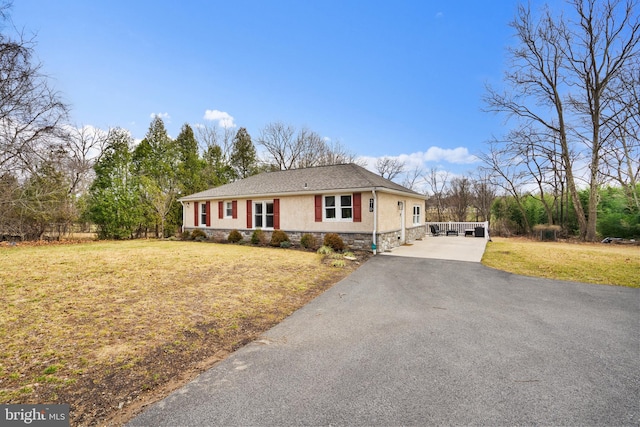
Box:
[179,163,424,201]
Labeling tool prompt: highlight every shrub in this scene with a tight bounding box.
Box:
[270,230,290,247]
[330,259,346,268]
[251,229,266,245]
[317,245,334,255]
[323,233,345,252]
[280,241,292,248]
[300,233,317,249]
[191,229,207,241]
[227,229,243,243]
[181,230,191,240]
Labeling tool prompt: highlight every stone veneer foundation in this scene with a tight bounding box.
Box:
[184,225,427,253]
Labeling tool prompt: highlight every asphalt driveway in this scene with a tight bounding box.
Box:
[128,256,640,426]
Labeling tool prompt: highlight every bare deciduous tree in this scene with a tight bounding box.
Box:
[448,177,472,222]
[484,0,639,241]
[257,121,297,170]
[64,125,109,197]
[0,2,70,239]
[479,141,535,234]
[402,165,425,192]
[601,58,640,211]
[375,156,405,181]
[426,167,449,221]
[471,171,496,222]
[258,122,360,170]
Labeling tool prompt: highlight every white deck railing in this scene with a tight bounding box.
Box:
[427,221,490,240]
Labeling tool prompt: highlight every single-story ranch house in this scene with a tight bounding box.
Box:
[179,163,426,253]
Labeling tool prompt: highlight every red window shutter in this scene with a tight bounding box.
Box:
[314,195,322,222]
[273,199,280,229]
[353,192,362,222]
[246,200,252,228]
[232,200,238,219]
[205,201,211,226]
[218,201,223,219]
[194,202,199,226]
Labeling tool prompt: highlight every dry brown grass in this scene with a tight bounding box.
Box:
[0,240,362,425]
[482,237,640,287]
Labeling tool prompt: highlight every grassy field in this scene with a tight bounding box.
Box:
[0,240,362,425]
[2,237,638,425]
[482,237,640,287]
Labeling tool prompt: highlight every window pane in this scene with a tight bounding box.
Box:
[226,202,233,217]
[341,195,351,207]
[255,215,263,227]
[325,196,335,207]
[266,203,274,214]
[255,203,263,214]
[266,215,274,228]
[326,208,336,219]
[342,208,352,219]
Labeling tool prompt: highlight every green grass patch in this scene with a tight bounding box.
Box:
[483,237,640,287]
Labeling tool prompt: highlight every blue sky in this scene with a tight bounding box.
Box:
[12,0,551,178]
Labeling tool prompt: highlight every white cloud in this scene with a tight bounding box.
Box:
[356,147,479,192]
[423,146,478,164]
[359,147,477,170]
[203,109,236,128]
[435,12,444,18]
[150,112,170,120]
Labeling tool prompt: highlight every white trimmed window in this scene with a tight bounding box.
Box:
[413,205,421,225]
[324,195,352,221]
[200,202,207,226]
[254,201,274,229]
[225,201,233,218]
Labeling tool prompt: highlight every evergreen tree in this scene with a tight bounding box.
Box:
[229,127,258,179]
[203,143,235,187]
[175,123,205,195]
[133,117,180,237]
[87,128,142,239]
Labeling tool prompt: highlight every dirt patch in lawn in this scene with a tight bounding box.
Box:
[0,240,371,426]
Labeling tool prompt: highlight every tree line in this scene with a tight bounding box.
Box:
[1,0,637,242]
[88,118,359,239]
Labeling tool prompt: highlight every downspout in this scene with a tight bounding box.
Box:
[179,200,185,234]
[372,188,377,255]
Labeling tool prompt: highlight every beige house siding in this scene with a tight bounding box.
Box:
[375,192,425,232]
[182,190,426,252]
[279,193,374,233]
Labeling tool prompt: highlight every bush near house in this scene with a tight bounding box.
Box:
[251,229,267,245]
[300,233,317,250]
[227,229,243,243]
[190,229,207,241]
[270,230,290,247]
[323,233,345,252]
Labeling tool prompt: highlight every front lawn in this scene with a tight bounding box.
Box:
[0,240,363,425]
